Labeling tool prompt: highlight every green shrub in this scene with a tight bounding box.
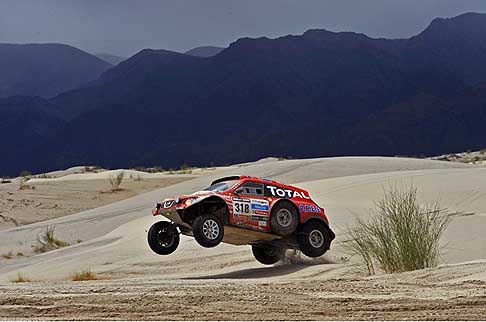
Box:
[344,185,450,274]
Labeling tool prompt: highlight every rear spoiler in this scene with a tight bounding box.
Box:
[210,175,241,186]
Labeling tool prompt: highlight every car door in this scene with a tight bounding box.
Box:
[231,181,270,231]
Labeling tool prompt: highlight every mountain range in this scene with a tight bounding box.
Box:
[1,12,486,176]
[0,43,112,98]
[95,53,127,65]
[184,46,225,57]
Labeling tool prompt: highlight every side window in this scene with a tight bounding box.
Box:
[236,182,264,197]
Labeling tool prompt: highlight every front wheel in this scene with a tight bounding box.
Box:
[192,214,224,248]
[297,221,331,257]
[147,221,180,255]
[251,244,285,265]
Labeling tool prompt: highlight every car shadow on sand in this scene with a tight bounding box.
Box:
[183,254,336,280]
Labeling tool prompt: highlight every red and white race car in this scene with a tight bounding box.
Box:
[148,175,335,264]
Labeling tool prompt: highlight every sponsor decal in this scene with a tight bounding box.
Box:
[251,215,267,221]
[258,220,267,227]
[266,186,310,199]
[251,199,268,205]
[232,197,251,202]
[253,210,268,215]
[251,203,269,211]
[299,204,321,213]
[163,199,175,208]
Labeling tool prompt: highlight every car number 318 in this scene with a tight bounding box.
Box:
[234,202,250,214]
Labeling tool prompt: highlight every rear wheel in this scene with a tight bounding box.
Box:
[147,221,180,255]
[298,221,331,257]
[270,201,299,235]
[251,244,285,265]
[192,214,224,248]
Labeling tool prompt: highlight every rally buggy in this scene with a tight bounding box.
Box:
[148,176,335,265]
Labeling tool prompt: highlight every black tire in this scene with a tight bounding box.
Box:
[147,221,180,255]
[252,244,285,265]
[297,220,331,257]
[270,201,299,236]
[192,214,224,248]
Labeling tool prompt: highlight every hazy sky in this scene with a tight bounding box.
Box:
[1,0,486,57]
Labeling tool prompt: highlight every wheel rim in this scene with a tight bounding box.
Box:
[202,219,220,240]
[309,229,324,248]
[276,209,292,227]
[264,247,280,257]
[156,228,174,248]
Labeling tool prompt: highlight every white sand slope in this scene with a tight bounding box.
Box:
[300,168,486,264]
[28,169,194,183]
[0,157,482,283]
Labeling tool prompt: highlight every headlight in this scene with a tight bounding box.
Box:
[185,198,194,206]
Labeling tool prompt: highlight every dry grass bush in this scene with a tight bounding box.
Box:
[2,251,13,259]
[133,166,165,173]
[70,268,98,281]
[19,178,33,190]
[344,185,451,275]
[83,165,102,173]
[11,272,32,283]
[109,171,124,192]
[34,173,53,179]
[33,225,69,253]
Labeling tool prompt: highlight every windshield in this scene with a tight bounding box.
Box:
[204,180,239,192]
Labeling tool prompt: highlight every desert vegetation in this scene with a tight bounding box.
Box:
[19,170,34,190]
[128,173,143,181]
[11,272,32,283]
[133,166,165,173]
[431,149,486,164]
[2,251,14,259]
[83,165,103,173]
[33,225,69,253]
[344,185,451,275]
[2,251,25,259]
[108,171,124,192]
[70,268,98,281]
[34,173,54,179]
[177,164,193,174]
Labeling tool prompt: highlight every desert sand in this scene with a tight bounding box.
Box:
[0,156,485,320]
[0,173,194,230]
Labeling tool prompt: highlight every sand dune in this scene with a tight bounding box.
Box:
[0,157,485,319]
[0,157,479,279]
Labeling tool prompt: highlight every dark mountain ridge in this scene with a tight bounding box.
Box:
[185,46,225,57]
[95,53,127,65]
[1,12,486,176]
[0,43,112,98]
